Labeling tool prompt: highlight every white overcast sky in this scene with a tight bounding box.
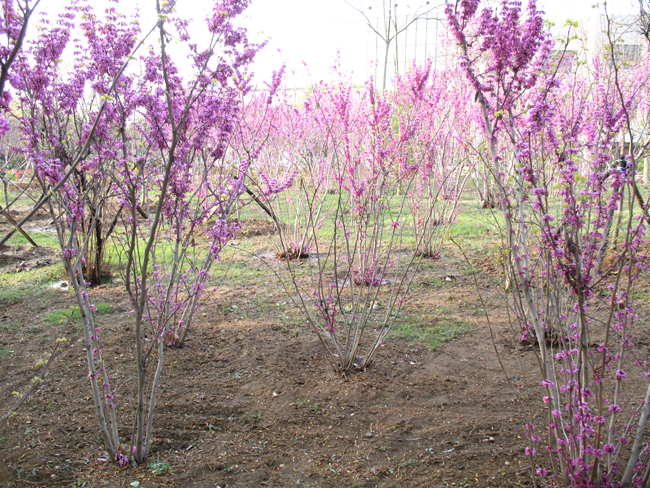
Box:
[41,0,641,88]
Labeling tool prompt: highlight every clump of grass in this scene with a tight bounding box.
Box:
[42,303,113,325]
[0,262,64,304]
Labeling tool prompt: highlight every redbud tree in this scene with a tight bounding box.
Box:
[260,69,467,375]
[0,0,42,228]
[12,0,263,465]
[447,0,650,485]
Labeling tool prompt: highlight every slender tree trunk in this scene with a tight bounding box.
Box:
[621,382,650,487]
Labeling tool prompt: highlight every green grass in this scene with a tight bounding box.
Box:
[0,261,64,303]
[0,283,51,304]
[391,307,475,350]
[4,231,60,248]
[208,252,270,287]
[448,192,501,249]
[0,259,64,285]
[42,302,114,325]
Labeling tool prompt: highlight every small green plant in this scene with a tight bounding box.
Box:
[244,411,262,425]
[42,307,80,324]
[148,456,172,475]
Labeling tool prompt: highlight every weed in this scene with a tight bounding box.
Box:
[42,307,81,324]
[0,261,63,289]
[148,456,172,475]
[244,411,262,425]
[418,276,445,287]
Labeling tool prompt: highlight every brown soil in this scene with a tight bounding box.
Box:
[7,215,646,487]
[276,248,309,260]
[0,244,56,273]
[0,240,553,488]
[235,218,280,238]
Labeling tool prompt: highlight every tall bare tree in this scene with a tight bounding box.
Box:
[347,1,438,90]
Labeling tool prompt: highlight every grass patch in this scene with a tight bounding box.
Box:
[5,231,60,248]
[0,259,64,304]
[391,308,475,350]
[42,302,114,325]
[0,260,64,284]
[0,284,55,304]
[448,191,501,250]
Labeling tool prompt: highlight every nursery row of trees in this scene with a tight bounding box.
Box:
[1,0,650,485]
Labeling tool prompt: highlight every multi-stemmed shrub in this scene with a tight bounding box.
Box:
[447,0,650,485]
[12,0,263,465]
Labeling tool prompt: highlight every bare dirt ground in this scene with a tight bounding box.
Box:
[0,221,571,487]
